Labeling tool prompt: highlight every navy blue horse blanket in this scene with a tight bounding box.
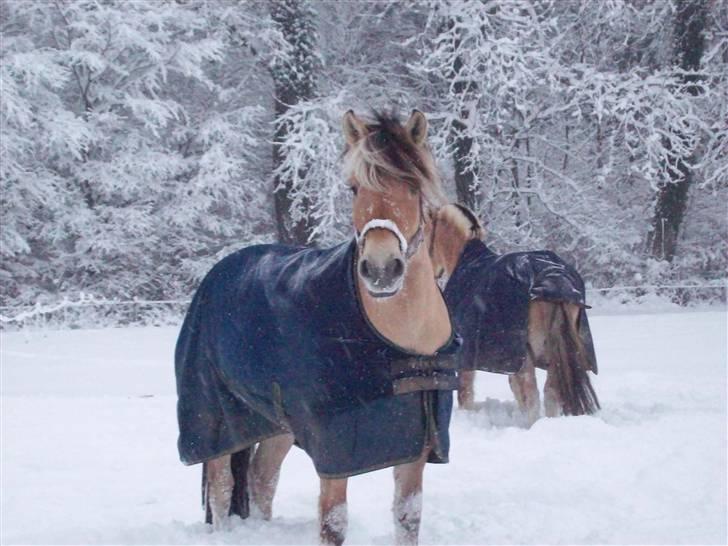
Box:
[444,239,597,375]
[175,240,460,478]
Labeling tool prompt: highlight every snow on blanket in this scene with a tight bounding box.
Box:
[1,310,726,544]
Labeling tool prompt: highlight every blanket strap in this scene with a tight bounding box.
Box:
[390,353,459,395]
[393,373,459,395]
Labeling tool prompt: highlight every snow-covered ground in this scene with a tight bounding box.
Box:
[1,310,726,545]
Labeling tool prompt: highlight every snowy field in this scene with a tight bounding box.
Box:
[1,309,726,545]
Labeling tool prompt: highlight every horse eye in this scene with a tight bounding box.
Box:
[350,186,358,195]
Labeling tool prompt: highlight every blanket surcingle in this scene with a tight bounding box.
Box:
[444,239,597,375]
[175,240,460,478]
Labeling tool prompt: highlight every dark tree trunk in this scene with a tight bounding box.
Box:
[269,0,318,245]
[453,117,476,210]
[452,116,477,211]
[445,17,478,211]
[647,0,707,261]
[451,55,477,212]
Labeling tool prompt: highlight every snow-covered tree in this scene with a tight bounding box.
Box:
[270,2,433,246]
[269,0,320,245]
[410,0,723,285]
[1,0,725,315]
[1,0,274,304]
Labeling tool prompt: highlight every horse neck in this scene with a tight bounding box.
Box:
[437,222,473,278]
[358,246,452,355]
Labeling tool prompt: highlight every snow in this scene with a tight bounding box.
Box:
[1,310,726,545]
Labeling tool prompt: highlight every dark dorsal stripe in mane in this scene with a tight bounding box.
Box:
[363,111,433,188]
[453,203,483,239]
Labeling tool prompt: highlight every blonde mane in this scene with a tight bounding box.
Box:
[342,111,446,215]
[436,203,485,242]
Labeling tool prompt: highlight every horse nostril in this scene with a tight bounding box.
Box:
[391,258,404,278]
[360,259,371,279]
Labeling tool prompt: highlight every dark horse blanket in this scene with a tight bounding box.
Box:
[444,239,597,375]
[176,240,460,478]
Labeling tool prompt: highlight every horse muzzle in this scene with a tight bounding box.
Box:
[356,218,410,298]
[358,254,405,298]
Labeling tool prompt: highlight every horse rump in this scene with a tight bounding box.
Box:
[530,301,600,416]
[203,448,253,523]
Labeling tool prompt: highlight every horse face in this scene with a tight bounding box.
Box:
[352,180,421,298]
[343,109,433,298]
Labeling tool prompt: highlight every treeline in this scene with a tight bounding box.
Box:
[1,0,726,307]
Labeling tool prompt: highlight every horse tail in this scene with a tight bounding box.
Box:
[550,302,600,416]
[530,300,599,416]
[202,448,253,523]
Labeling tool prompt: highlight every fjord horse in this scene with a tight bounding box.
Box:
[177,110,454,545]
[429,204,599,424]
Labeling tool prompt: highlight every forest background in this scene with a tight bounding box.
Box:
[1,0,726,324]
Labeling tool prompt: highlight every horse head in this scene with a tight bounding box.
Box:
[343,109,445,298]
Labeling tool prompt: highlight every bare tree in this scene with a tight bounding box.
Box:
[647,0,709,261]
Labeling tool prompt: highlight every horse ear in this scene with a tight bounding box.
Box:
[343,110,366,146]
[405,109,428,145]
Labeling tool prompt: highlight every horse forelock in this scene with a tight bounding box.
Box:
[343,110,446,213]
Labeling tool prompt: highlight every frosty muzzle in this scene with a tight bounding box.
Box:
[356,218,424,297]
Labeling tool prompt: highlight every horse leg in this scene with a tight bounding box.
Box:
[205,454,233,530]
[392,448,429,545]
[508,359,540,425]
[457,369,476,409]
[319,477,348,546]
[544,366,563,417]
[249,433,294,519]
[528,300,563,417]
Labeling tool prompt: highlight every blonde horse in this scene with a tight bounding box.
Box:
[177,110,455,545]
[429,204,599,424]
